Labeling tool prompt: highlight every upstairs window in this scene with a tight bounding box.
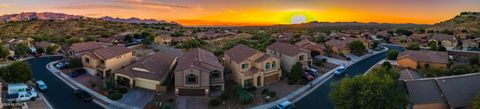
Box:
[186,74,198,84]
[265,63,270,70]
[211,70,221,79]
[85,58,90,63]
[242,63,249,69]
[299,55,304,61]
[272,61,276,68]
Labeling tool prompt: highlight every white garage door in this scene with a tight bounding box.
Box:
[135,79,157,90]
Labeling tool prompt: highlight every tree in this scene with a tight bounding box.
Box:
[474,92,480,109]
[470,56,480,65]
[405,44,421,50]
[14,43,30,57]
[84,35,97,42]
[46,45,60,54]
[348,40,366,56]
[382,62,393,70]
[437,45,446,51]
[0,45,11,59]
[0,62,33,83]
[386,50,399,60]
[289,62,304,84]
[395,29,413,36]
[330,67,406,109]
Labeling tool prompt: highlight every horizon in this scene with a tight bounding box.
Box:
[1,0,480,26]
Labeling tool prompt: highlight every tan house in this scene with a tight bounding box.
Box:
[267,42,311,72]
[397,50,449,70]
[67,41,110,58]
[114,52,177,92]
[429,33,457,50]
[325,37,370,55]
[82,45,134,78]
[295,39,326,55]
[174,48,224,96]
[154,35,195,45]
[225,44,282,88]
[35,41,56,52]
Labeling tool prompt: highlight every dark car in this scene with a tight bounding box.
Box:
[70,69,86,78]
[74,90,93,102]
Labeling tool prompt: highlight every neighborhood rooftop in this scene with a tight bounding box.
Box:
[397,50,449,64]
[175,48,223,72]
[225,44,260,63]
[69,41,109,52]
[116,52,177,81]
[92,45,131,60]
[267,42,305,57]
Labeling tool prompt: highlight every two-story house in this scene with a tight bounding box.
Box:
[429,33,457,50]
[82,45,134,78]
[225,44,282,88]
[267,42,312,72]
[174,48,224,96]
[68,41,110,59]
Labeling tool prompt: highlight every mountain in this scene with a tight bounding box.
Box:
[431,12,480,33]
[0,12,84,22]
[245,21,428,31]
[100,16,176,24]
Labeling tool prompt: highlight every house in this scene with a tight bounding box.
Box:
[405,73,480,109]
[67,41,110,59]
[295,39,326,56]
[82,45,134,78]
[174,48,224,96]
[114,52,177,92]
[225,44,282,88]
[267,42,312,72]
[35,41,55,52]
[397,50,449,70]
[461,39,478,51]
[429,33,457,50]
[324,37,370,55]
[154,35,195,45]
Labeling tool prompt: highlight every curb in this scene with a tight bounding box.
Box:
[45,61,140,109]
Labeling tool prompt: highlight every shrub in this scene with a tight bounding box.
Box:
[386,50,399,60]
[246,86,257,92]
[108,92,123,100]
[268,91,277,97]
[261,89,269,95]
[239,93,253,104]
[119,87,128,94]
[208,98,221,107]
[382,62,392,69]
[219,93,229,100]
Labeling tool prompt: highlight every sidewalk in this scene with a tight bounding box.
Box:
[45,61,140,109]
[251,47,389,109]
[315,55,349,66]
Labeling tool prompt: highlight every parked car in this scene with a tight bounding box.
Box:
[55,61,69,69]
[34,52,41,58]
[273,101,295,109]
[74,90,93,102]
[35,80,48,92]
[334,66,346,76]
[70,69,86,78]
[306,68,318,76]
[304,72,314,81]
[6,91,38,103]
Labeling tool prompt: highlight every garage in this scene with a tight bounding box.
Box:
[264,73,280,84]
[178,89,205,96]
[135,79,158,91]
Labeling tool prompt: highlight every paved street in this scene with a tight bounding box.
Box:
[295,45,404,109]
[26,56,103,109]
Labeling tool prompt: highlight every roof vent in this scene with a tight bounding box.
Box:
[132,67,150,73]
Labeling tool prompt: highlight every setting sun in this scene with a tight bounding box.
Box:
[291,15,307,24]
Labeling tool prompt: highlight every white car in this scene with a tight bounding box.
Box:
[273,101,294,109]
[334,66,346,76]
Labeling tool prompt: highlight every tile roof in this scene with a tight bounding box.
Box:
[69,41,109,53]
[397,50,449,64]
[225,44,259,63]
[399,69,422,80]
[35,41,53,49]
[267,42,306,57]
[92,45,131,60]
[295,39,325,53]
[255,54,273,62]
[116,52,177,81]
[175,48,223,72]
[405,79,446,104]
[431,33,456,42]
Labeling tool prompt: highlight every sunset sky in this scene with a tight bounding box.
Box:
[1,0,479,26]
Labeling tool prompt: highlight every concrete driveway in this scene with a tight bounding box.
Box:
[117,88,156,108]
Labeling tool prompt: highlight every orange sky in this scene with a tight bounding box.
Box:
[0,0,479,26]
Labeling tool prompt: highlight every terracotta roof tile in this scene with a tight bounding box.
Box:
[117,52,177,81]
[267,42,306,57]
[175,48,223,72]
[225,44,259,63]
[398,50,449,64]
[92,45,131,60]
[69,41,109,53]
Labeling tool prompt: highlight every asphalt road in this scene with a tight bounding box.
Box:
[295,45,405,109]
[26,56,103,109]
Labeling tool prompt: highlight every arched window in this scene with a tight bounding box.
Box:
[265,63,270,69]
[272,61,276,68]
[186,74,198,84]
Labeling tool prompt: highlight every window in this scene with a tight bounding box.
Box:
[100,60,105,64]
[265,63,270,70]
[244,79,253,87]
[241,63,249,69]
[85,58,90,63]
[299,55,304,61]
[211,70,221,79]
[186,74,198,84]
[272,61,276,68]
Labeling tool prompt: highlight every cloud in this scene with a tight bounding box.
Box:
[55,4,132,10]
[0,4,11,8]
[120,0,191,9]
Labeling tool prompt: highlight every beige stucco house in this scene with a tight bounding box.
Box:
[82,45,134,78]
[114,52,177,92]
[429,33,457,50]
[397,50,449,70]
[67,41,110,59]
[174,48,224,96]
[266,42,311,72]
[225,44,282,88]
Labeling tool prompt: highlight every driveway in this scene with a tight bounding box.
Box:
[176,96,208,109]
[26,56,103,109]
[117,88,156,108]
[294,45,405,109]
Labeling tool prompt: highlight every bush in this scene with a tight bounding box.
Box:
[246,86,257,92]
[108,92,123,100]
[382,62,392,69]
[119,87,128,94]
[261,89,269,95]
[219,93,229,100]
[268,91,277,97]
[239,93,253,104]
[386,50,399,60]
[208,98,221,107]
